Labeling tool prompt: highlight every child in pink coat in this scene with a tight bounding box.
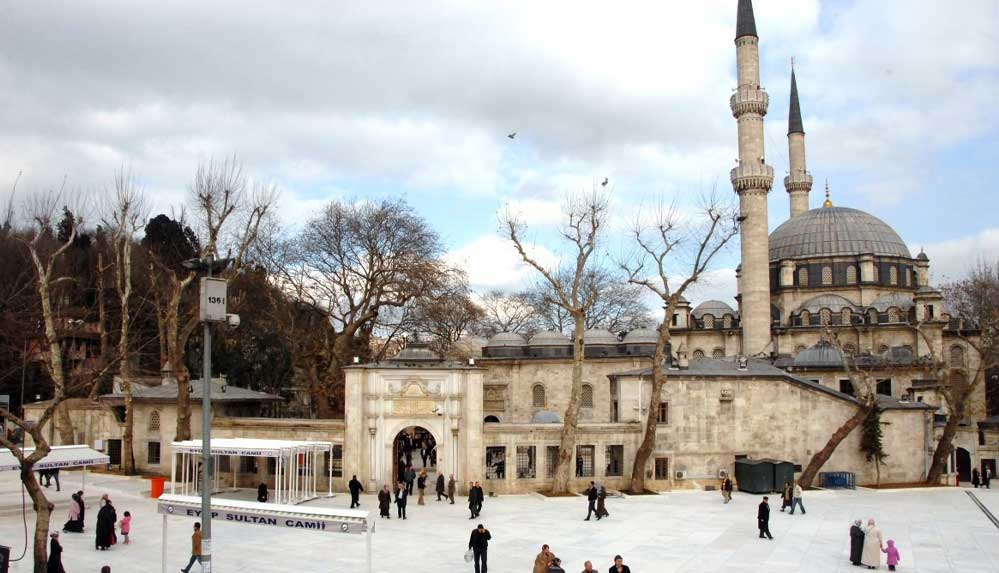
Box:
[120,511,131,544]
[883,539,900,571]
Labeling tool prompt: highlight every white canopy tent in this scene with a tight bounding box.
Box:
[170,438,334,505]
[0,445,110,493]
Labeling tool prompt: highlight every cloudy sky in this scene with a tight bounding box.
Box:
[2,0,997,306]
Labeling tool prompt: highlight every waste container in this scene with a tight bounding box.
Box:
[735,459,774,493]
[150,476,166,498]
[771,460,796,490]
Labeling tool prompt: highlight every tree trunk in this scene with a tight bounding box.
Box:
[875,455,881,487]
[35,271,74,445]
[926,404,964,484]
[117,235,136,474]
[628,326,670,493]
[20,464,53,573]
[166,281,193,441]
[551,315,586,494]
[798,402,872,489]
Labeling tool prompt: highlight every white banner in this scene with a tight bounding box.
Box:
[157,501,369,534]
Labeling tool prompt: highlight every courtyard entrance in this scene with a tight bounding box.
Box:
[956,447,972,483]
[391,426,438,484]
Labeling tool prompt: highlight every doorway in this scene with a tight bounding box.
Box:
[391,426,438,485]
[956,447,972,483]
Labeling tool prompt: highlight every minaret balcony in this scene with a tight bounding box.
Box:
[784,170,813,192]
[730,163,774,192]
[730,87,769,117]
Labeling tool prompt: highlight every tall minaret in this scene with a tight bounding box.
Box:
[731,0,773,356]
[785,64,813,218]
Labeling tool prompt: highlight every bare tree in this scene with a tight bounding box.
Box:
[405,269,484,359]
[529,275,652,334]
[619,196,737,492]
[474,289,540,336]
[502,190,608,493]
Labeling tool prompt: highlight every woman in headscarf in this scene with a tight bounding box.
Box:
[95,494,117,550]
[63,492,83,533]
[377,484,392,518]
[849,520,865,566]
[47,532,66,573]
[861,517,884,569]
[596,485,609,519]
[781,480,793,512]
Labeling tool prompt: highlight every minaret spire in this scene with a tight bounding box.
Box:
[784,62,813,218]
[730,0,773,356]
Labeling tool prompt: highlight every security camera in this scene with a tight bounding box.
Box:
[226,313,240,330]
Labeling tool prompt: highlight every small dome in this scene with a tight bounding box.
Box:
[769,206,910,261]
[916,251,929,261]
[692,300,737,319]
[623,327,658,344]
[583,329,618,345]
[485,332,526,347]
[528,330,571,346]
[793,341,844,368]
[390,341,439,362]
[532,410,562,424]
[871,293,914,312]
[796,294,858,314]
[880,345,915,366]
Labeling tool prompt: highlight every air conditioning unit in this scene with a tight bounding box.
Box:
[674,470,686,480]
[94,439,105,451]
[717,468,728,478]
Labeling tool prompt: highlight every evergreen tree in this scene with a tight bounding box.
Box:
[860,405,888,485]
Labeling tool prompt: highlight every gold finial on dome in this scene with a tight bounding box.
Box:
[823,179,833,208]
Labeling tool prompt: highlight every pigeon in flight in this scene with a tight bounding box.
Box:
[601,177,609,187]
[507,132,517,139]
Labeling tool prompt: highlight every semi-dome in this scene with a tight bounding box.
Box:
[622,327,658,344]
[796,294,858,314]
[528,330,571,346]
[793,341,843,368]
[583,329,618,345]
[692,300,737,318]
[485,332,526,347]
[769,206,911,261]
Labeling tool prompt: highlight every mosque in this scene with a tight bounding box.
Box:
[28,0,994,496]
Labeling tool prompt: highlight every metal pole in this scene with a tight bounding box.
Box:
[366,526,372,573]
[161,512,168,573]
[201,254,214,571]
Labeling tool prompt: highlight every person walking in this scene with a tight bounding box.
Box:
[608,554,631,573]
[405,466,417,495]
[418,468,428,505]
[972,467,981,488]
[468,482,478,519]
[861,518,884,569]
[723,474,734,504]
[394,482,408,519]
[533,544,555,573]
[781,480,792,512]
[378,485,391,519]
[257,482,269,503]
[789,482,806,515]
[985,467,992,489]
[757,496,774,540]
[47,532,66,573]
[884,539,901,571]
[468,523,491,573]
[447,474,456,504]
[850,520,865,566]
[120,511,131,545]
[596,485,609,520]
[420,444,430,468]
[95,495,117,550]
[436,472,446,502]
[474,481,484,516]
[349,475,364,508]
[585,481,598,521]
[180,522,202,573]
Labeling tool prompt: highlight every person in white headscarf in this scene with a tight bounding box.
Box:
[861,518,884,569]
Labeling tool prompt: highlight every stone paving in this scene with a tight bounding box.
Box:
[1,470,998,572]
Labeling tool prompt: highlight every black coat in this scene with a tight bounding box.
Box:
[757,501,770,523]
[95,503,116,548]
[850,525,865,564]
[468,528,491,551]
[417,475,427,490]
[587,487,598,501]
[608,566,632,573]
[436,474,445,494]
[377,490,391,513]
[349,478,363,495]
[394,488,408,506]
[47,538,65,573]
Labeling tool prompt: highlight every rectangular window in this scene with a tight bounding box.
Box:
[267,457,276,474]
[575,445,595,478]
[218,455,231,473]
[839,380,855,397]
[239,456,257,474]
[329,445,343,478]
[605,445,624,477]
[486,446,506,480]
[147,441,161,465]
[657,402,669,424]
[876,379,892,396]
[516,446,536,479]
[654,457,669,480]
[546,446,560,478]
[107,439,122,466]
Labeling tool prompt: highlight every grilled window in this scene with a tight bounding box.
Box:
[581,384,594,408]
[654,457,669,480]
[148,410,160,432]
[822,266,832,285]
[889,266,898,285]
[692,349,705,360]
[798,267,809,286]
[486,446,506,480]
[147,441,161,465]
[846,265,857,284]
[546,446,560,478]
[605,445,624,477]
[575,445,595,478]
[516,446,536,479]
[712,348,725,358]
[532,384,546,408]
[820,308,832,325]
[842,308,852,324]
[949,345,966,367]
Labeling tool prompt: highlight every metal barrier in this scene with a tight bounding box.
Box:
[818,471,856,489]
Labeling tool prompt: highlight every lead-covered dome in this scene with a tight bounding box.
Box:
[769,207,910,261]
[692,300,737,318]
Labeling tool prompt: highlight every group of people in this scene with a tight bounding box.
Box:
[850,518,900,570]
[531,544,633,573]
[371,472,469,520]
[584,481,610,521]
[971,467,993,489]
[47,491,130,572]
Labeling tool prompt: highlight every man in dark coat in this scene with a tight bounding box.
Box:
[95,495,117,550]
[377,485,391,519]
[608,554,631,573]
[394,482,408,519]
[972,468,981,488]
[584,481,598,521]
[757,496,773,540]
[436,473,446,501]
[468,523,491,573]
[849,519,865,566]
[468,481,477,519]
[723,475,734,504]
[349,475,364,508]
[257,482,269,503]
[405,466,417,495]
[447,474,456,504]
[474,481,484,516]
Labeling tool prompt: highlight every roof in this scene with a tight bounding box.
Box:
[528,330,571,346]
[692,300,737,318]
[622,327,658,344]
[788,68,804,134]
[871,292,914,311]
[876,395,935,411]
[0,445,110,472]
[583,329,618,345]
[768,206,911,261]
[736,0,758,39]
[793,341,844,368]
[389,341,440,362]
[797,294,858,314]
[484,332,526,347]
[101,379,282,404]
[171,438,332,456]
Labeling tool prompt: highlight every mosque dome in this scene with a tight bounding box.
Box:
[583,329,618,346]
[692,300,737,318]
[796,294,858,314]
[792,341,844,368]
[485,332,526,347]
[528,330,571,346]
[622,327,658,344]
[769,207,911,261]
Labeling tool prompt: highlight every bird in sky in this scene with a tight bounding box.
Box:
[507,132,517,139]
[601,177,609,187]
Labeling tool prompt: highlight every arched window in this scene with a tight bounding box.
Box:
[842,308,852,324]
[904,268,911,286]
[822,266,832,285]
[888,266,898,285]
[581,384,594,408]
[692,349,705,360]
[148,410,160,432]
[703,315,715,329]
[843,343,856,355]
[712,348,725,358]
[532,384,546,408]
[950,371,967,387]
[799,310,810,326]
[887,308,899,323]
[868,309,879,324]
[820,308,832,325]
[873,265,880,282]
[798,267,809,286]
[949,345,966,368]
[723,315,732,329]
[484,415,501,423]
[846,265,857,285]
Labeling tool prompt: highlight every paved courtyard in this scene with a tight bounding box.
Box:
[1,470,997,572]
